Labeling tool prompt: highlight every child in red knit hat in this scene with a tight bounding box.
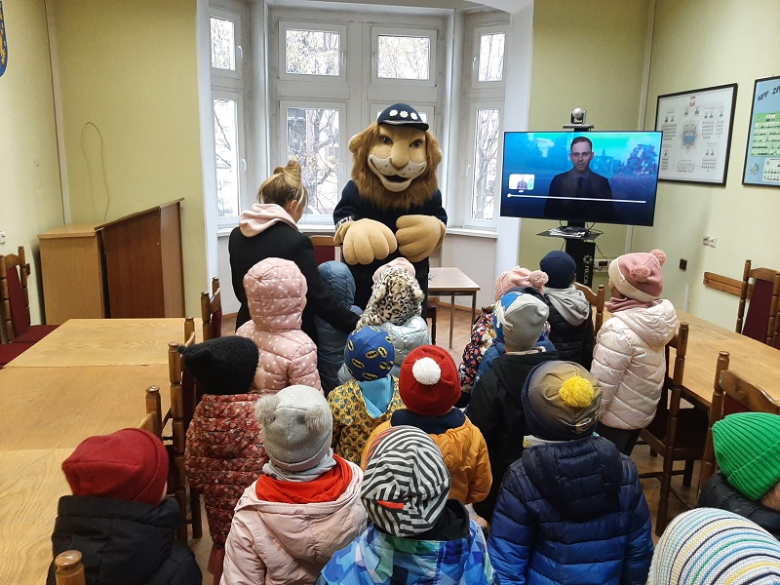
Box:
[48,428,201,585]
[363,345,492,506]
[591,249,678,455]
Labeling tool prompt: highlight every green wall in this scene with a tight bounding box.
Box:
[0,0,64,324]
[48,0,206,315]
[637,0,780,326]
[518,0,653,283]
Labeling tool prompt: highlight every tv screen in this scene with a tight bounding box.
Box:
[500,131,662,226]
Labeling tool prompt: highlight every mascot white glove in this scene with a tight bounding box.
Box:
[335,218,398,265]
[396,215,446,263]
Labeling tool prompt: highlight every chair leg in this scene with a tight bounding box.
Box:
[649,449,657,457]
[190,488,203,539]
[683,459,694,487]
[656,452,674,537]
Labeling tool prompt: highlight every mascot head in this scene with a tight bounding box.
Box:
[349,103,442,211]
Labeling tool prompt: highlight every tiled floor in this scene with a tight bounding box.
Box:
[191,305,696,580]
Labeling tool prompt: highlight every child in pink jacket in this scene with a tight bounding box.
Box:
[237,257,322,392]
[182,335,266,585]
[221,385,367,585]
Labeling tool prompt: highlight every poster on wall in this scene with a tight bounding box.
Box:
[0,1,7,77]
[743,75,780,188]
[655,84,737,185]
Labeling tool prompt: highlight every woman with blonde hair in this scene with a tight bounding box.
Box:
[229,160,360,341]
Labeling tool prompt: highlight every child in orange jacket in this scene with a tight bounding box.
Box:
[363,345,491,505]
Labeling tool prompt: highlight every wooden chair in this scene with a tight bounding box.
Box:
[699,351,780,494]
[201,277,222,341]
[310,234,342,263]
[638,323,709,535]
[138,385,163,437]
[574,281,606,335]
[166,317,203,542]
[426,303,438,345]
[0,246,58,343]
[735,259,780,346]
[54,550,85,585]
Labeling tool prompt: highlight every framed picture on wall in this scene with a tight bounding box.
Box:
[743,75,780,188]
[654,83,737,185]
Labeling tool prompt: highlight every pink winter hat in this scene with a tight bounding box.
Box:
[608,249,666,302]
[494,266,548,300]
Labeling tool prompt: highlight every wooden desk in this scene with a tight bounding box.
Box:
[429,267,481,348]
[5,318,198,368]
[676,310,780,408]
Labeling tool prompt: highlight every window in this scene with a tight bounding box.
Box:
[213,91,245,221]
[469,107,502,221]
[279,22,346,81]
[477,31,505,83]
[210,8,242,82]
[282,103,344,216]
[372,26,437,87]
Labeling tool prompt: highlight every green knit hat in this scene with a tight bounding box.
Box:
[713,412,780,501]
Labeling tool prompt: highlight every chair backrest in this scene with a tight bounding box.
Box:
[736,259,780,345]
[137,385,163,437]
[200,277,222,341]
[0,246,32,341]
[699,351,780,492]
[310,235,341,263]
[54,550,86,585]
[574,281,606,335]
[167,317,197,542]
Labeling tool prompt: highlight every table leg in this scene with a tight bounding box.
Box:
[471,293,477,325]
[449,295,455,348]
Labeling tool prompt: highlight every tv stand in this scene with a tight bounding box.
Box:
[537,223,599,286]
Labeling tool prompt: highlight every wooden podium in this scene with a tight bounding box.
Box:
[39,200,185,323]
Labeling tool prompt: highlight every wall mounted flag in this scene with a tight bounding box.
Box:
[0,2,7,77]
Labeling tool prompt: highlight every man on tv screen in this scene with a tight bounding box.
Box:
[544,136,614,222]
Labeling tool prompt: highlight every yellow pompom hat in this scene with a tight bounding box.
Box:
[521,361,602,441]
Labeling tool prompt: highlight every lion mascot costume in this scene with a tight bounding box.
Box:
[333,103,447,309]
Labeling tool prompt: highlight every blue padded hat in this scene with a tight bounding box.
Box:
[345,326,395,382]
[376,103,428,131]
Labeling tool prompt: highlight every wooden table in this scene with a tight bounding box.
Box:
[429,267,481,348]
[0,318,190,583]
[5,318,198,368]
[676,310,780,407]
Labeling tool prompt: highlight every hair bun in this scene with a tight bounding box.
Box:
[629,265,651,282]
[528,270,549,289]
[650,249,666,266]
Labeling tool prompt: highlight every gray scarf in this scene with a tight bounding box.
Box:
[261,449,337,482]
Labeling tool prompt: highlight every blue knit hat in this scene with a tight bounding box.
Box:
[649,508,780,584]
[345,326,395,382]
[540,251,577,289]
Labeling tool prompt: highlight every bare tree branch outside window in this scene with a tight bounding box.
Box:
[213,98,239,217]
[478,33,504,82]
[286,30,340,76]
[377,35,430,80]
[471,109,500,220]
[210,18,235,71]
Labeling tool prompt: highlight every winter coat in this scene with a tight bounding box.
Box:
[333,180,447,309]
[458,311,497,393]
[591,300,678,430]
[185,393,265,547]
[475,339,556,387]
[488,436,654,585]
[466,349,559,521]
[365,408,492,505]
[328,376,404,464]
[229,203,360,338]
[220,459,367,585]
[543,286,594,368]
[236,257,322,392]
[316,516,497,585]
[313,261,362,394]
[698,472,780,539]
[47,496,202,585]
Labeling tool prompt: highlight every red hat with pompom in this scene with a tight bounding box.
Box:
[399,345,461,416]
[608,249,666,302]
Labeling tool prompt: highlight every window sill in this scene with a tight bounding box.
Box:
[446,226,498,239]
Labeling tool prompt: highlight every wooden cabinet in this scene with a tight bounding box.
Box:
[39,201,184,324]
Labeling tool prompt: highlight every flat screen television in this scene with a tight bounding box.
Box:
[499,130,662,226]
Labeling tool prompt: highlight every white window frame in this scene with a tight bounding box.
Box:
[462,102,503,230]
[212,89,248,228]
[209,7,243,85]
[471,24,507,90]
[279,99,348,222]
[278,21,347,83]
[371,26,438,88]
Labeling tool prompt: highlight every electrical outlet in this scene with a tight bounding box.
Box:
[702,236,710,246]
[0,231,5,245]
[679,259,687,270]
[709,237,717,248]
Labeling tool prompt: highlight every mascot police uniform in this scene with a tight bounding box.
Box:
[333,103,447,309]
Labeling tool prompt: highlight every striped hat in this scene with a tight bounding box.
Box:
[361,425,450,537]
[649,508,780,585]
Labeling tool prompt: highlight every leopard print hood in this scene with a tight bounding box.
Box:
[357,267,423,328]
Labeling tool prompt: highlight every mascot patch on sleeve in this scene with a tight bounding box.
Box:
[333,103,447,309]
